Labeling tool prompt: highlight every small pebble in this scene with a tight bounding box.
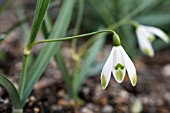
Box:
[58,99,67,106]
[30,96,36,101]
[4,99,9,104]
[102,105,114,113]
[33,107,40,113]
[51,105,62,112]
[99,96,108,106]
[131,98,143,113]
[162,64,170,77]
[81,107,94,113]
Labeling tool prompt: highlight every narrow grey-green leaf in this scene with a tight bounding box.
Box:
[42,13,52,39]
[135,14,170,26]
[28,0,51,45]
[22,0,76,107]
[54,49,72,96]
[88,0,115,25]
[41,12,72,96]
[87,58,106,76]
[0,73,21,109]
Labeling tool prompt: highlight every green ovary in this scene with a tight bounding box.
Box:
[116,70,123,81]
[101,74,107,89]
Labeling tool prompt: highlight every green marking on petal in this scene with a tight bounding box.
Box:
[114,63,125,70]
[132,74,137,86]
[144,48,152,56]
[147,36,155,42]
[116,70,123,82]
[101,74,107,89]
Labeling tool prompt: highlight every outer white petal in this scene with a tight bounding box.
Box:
[138,25,155,42]
[101,47,114,89]
[120,46,137,86]
[136,26,154,57]
[143,25,169,43]
[112,46,126,83]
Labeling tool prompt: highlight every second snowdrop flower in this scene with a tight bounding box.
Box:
[101,33,137,89]
[136,25,169,57]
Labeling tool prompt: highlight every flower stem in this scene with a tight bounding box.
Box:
[27,30,116,53]
[18,54,29,100]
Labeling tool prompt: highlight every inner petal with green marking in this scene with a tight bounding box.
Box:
[116,70,123,81]
[114,63,125,70]
[114,63,125,82]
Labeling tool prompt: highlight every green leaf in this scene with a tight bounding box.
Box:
[54,49,72,96]
[135,14,170,26]
[88,0,115,26]
[0,73,21,109]
[87,58,106,76]
[28,0,51,45]
[22,0,76,107]
[72,33,106,95]
[17,0,50,106]
[121,25,137,57]
[42,13,52,39]
[41,12,72,96]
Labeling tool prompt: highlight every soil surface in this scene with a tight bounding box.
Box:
[0,1,170,113]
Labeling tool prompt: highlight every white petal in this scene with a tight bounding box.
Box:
[120,46,137,86]
[101,47,114,89]
[136,26,154,57]
[144,25,169,43]
[112,46,126,83]
[138,25,155,42]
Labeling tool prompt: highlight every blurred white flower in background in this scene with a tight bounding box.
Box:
[136,25,169,57]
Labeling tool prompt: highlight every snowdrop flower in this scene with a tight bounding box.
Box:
[136,25,169,57]
[101,34,137,89]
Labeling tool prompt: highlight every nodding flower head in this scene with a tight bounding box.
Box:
[136,25,169,57]
[101,45,137,89]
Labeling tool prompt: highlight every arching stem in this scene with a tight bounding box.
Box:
[25,29,117,56]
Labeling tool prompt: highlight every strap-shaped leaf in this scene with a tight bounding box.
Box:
[42,13,72,96]
[28,0,51,45]
[0,73,21,109]
[54,49,72,96]
[42,13,52,38]
[22,0,76,107]
[88,0,115,25]
[135,14,170,26]
[17,0,51,106]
